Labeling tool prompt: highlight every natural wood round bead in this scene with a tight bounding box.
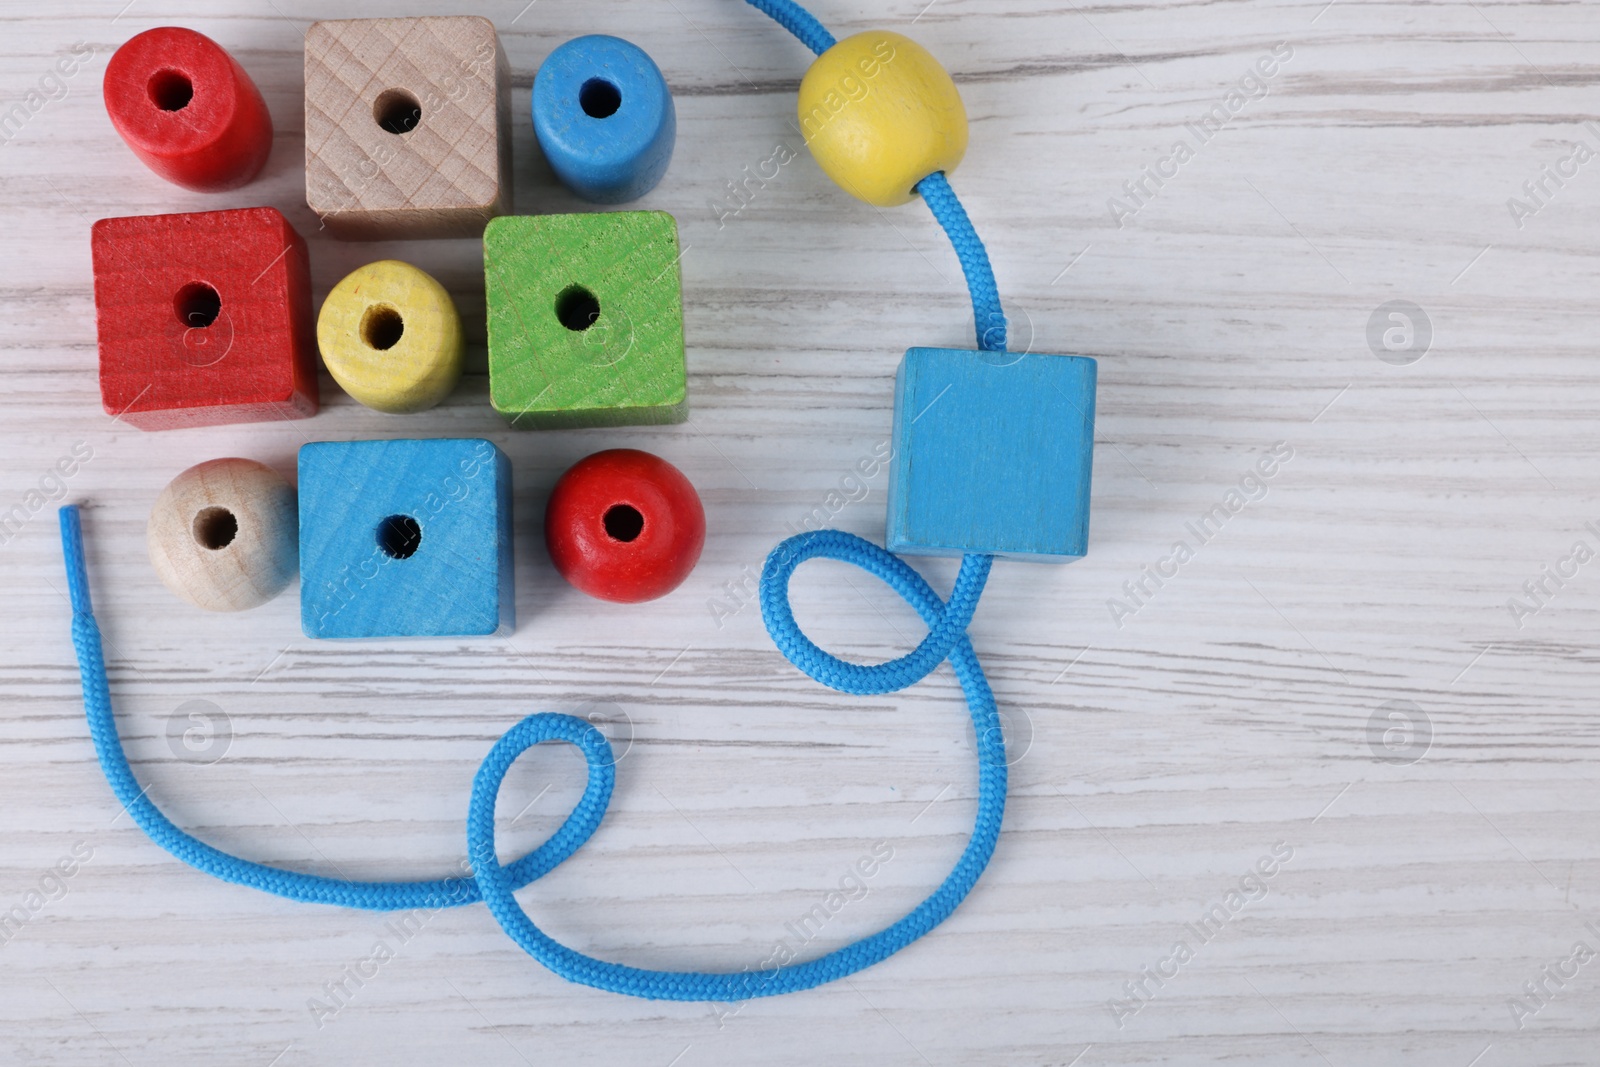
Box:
[798,31,967,207]
[316,259,463,414]
[147,458,297,611]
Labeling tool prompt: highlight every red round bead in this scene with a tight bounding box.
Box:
[544,449,706,603]
[103,27,273,192]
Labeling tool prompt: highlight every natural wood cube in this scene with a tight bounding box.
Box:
[304,16,511,239]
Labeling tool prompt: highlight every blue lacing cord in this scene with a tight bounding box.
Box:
[917,170,1008,352]
[760,530,991,694]
[56,0,1021,1003]
[58,506,607,912]
[59,509,1006,1000]
[471,530,1008,1000]
[742,0,835,54]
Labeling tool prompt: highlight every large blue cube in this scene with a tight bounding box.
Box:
[886,347,1096,562]
[299,438,514,638]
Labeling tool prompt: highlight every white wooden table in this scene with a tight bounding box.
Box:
[4,1,1598,1063]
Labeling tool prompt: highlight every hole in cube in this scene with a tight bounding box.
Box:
[374,88,423,134]
[376,514,422,560]
[174,282,221,329]
[360,304,405,351]
[555,285,600,332]
[192,507,237,550]
[148,69,193,111]
[579,78,622,119]
[603,504,644,543]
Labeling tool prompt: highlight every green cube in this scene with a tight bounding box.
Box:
[484,211,687,428]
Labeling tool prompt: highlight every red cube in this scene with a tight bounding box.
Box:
[91,207,318,430]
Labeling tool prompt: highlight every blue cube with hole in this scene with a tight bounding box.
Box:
[298,438,514,639]
[886,347,1097,562]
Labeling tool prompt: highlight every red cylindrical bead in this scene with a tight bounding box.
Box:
[545,449,706,603]
[103,27,273,192]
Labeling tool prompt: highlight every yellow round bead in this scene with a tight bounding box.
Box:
[797,31,967,207]
[316,259,463,414]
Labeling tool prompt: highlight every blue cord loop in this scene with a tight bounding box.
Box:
[469,613,1008,1002]
[53,0,1028,1002]
[60,509,1007,1000]
[760,529,991,694]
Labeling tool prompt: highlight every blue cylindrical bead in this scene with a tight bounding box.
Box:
[532,35,676,204]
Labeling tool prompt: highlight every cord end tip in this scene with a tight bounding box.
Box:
[58,504,93,616]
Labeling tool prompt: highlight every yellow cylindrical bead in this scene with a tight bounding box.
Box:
[797,31,967,207]
[147,458,297,612]
[317,259,463,414]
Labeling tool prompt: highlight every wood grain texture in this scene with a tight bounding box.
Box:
[304,15,510,239]
[298,438,513,639]
[9,1,1600,1065]
[887,347,1096,561]
[146,457,298,612]
[90,206,318,430]
[316,259,463,414]
[485,211,688,428]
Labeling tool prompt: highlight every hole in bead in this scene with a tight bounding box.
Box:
[148,69,193,111]
[193,507,237,550]
[374,88,423,134]
[579,78,621,118]
[603,504,644,543]
[360,304,405,350]
[174,282,221,329]
[376,514,422,560]
[554,285,600,331]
